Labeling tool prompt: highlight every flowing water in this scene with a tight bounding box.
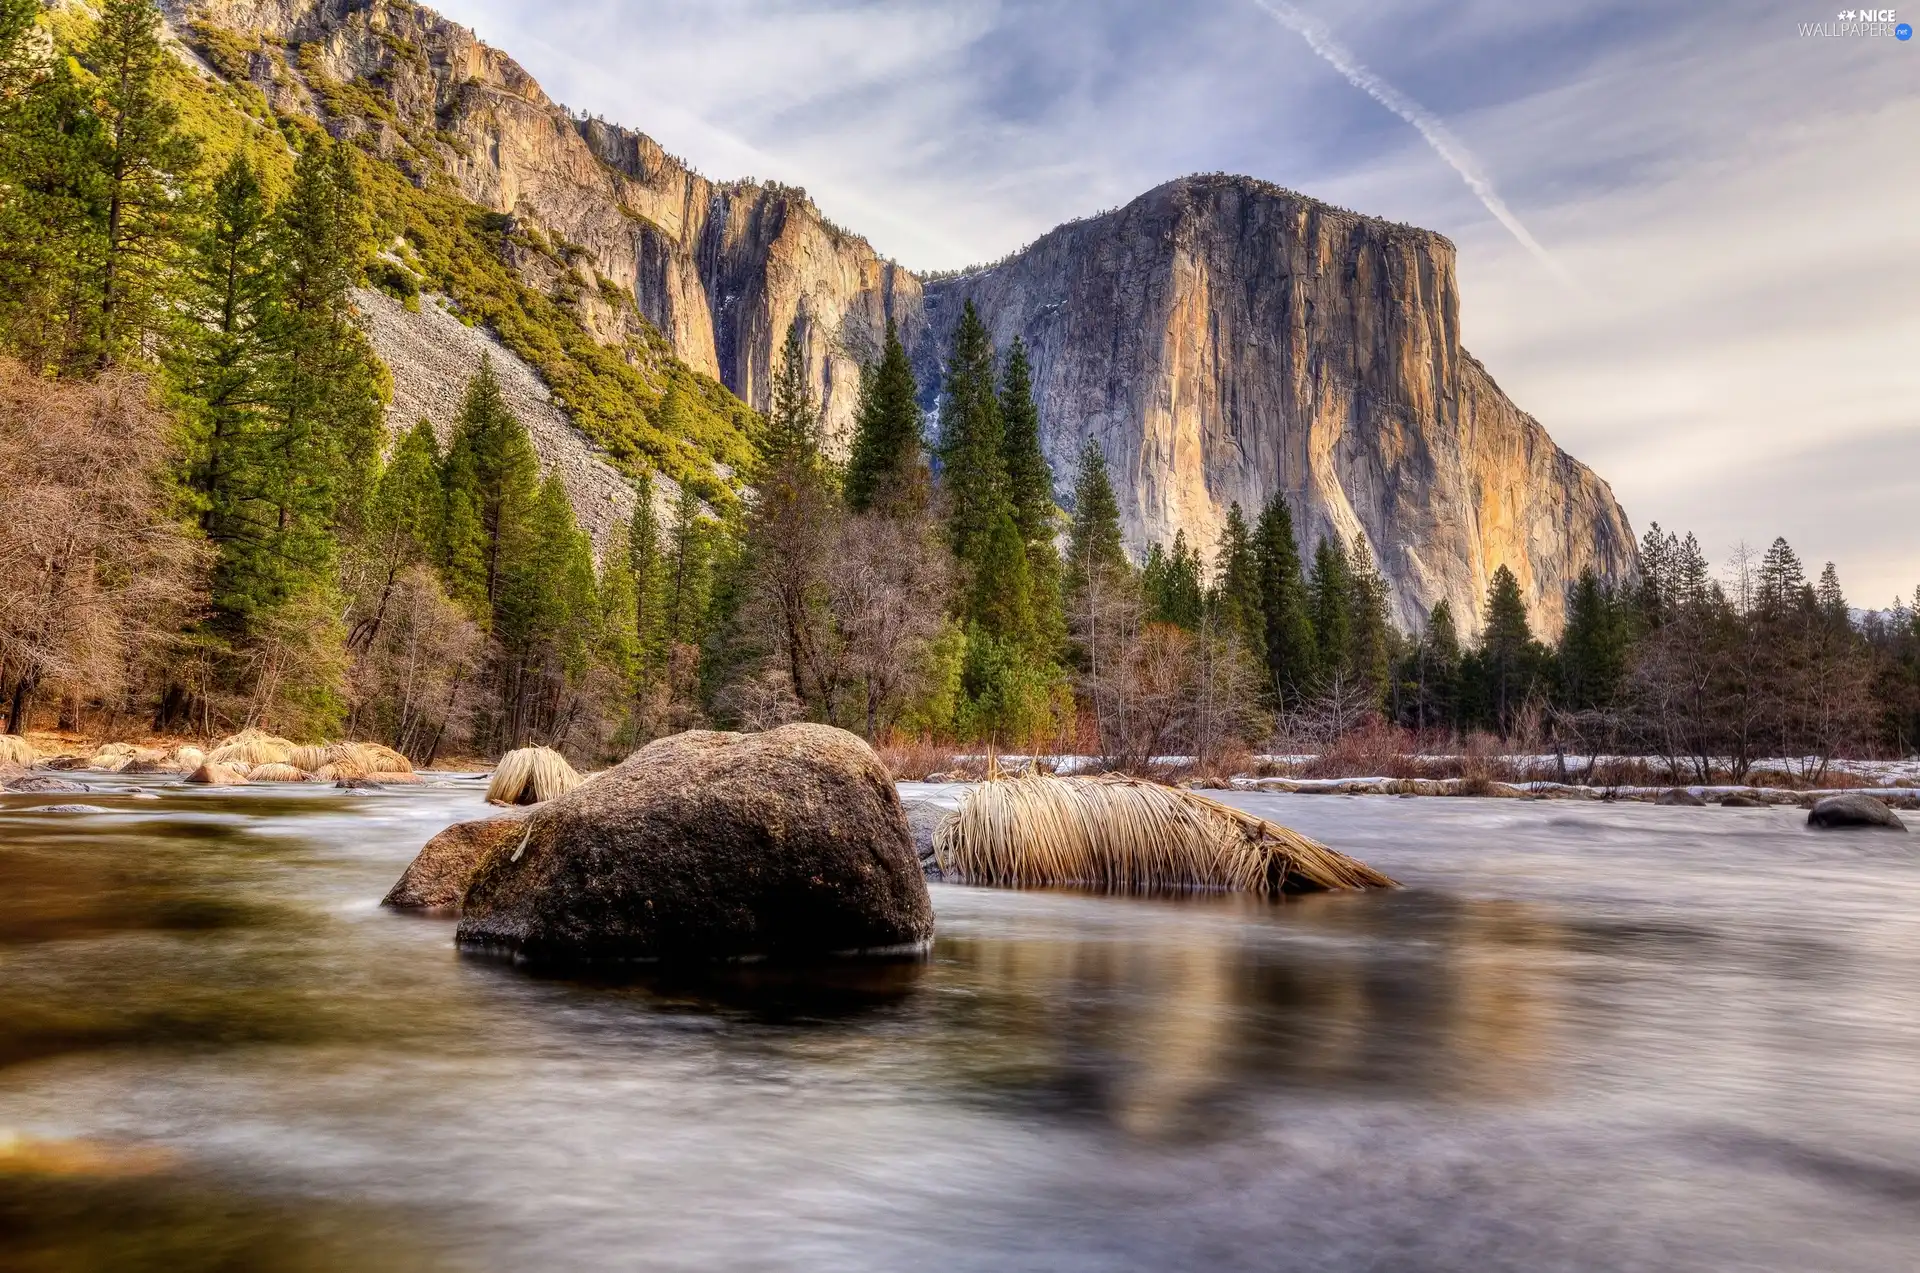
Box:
[2,777,1918,1271]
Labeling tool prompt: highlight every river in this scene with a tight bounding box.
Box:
[1,777,1916,1270]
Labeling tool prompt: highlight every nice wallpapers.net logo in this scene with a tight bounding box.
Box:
[1800,8,1914,36]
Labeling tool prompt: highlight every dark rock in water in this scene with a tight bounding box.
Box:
[41,755,92,771]
[1808,794,1907,831]
[901,799,948,880]
[1655,788,1707,807]
[458,723,933,964]
[383,809,533,913]
[1719,794,1767,808]
[5,775,89,794]
[31,804,109,814]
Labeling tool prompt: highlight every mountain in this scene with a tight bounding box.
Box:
[161,0,1634,634]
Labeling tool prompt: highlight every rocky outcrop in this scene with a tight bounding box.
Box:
[382,807,532,912]
[915,177,1636,634]
[170,0,1635,633]
[457,724,934,963]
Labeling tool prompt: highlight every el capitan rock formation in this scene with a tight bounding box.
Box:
[164,0,1634,633]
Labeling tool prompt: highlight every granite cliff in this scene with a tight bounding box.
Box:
[164,0,1633,633]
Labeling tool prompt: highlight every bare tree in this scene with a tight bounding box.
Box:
[827,514,953,739]
[0,362,206,731]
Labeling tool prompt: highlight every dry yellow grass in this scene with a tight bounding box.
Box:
[934,774,1397,896]
[0,735,38,765]
[207,729,295,767]
[288,745,326,772]
[486,746,583,806]
[247,764,309,783]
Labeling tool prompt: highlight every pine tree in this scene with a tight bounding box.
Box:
[1308,537,1353,684]
[1757,537,1807,615]
[0,4,97,368]
[76,0,199,371]
[1816,562,1849,632]
[1066,437,1128,592]
[1144,531,1205,629]
[1557,569,1628,710]
[1481,564,1537,733]
[1253,494,1316,706]
[937,301,1011,574]
[663,483,712,650]
[1346,534,1392,704]
[998,335,1064,656]
[347,419,443,652]
[1413,600,1462,731]
[1211,503,1264,658]
[173,152,273,535]
[221,138,382,621]
[628,471,668,675]
[843,317,924,514]
[745,320,839,707]
[441,356,540,624]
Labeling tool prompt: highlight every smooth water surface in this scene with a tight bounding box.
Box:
[2,778,1917,1270]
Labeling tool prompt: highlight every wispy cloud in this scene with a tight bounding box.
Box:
[1247,0,1575,289]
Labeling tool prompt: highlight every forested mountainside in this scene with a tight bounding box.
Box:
[163,0,1632,635]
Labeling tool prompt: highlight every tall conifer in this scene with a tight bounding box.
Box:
[1253,494,1316,705]
[843,317,924,514]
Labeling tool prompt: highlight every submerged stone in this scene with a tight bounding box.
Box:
[457,724,933,964]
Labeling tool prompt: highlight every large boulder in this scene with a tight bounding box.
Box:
[457,724,934,964]
[1655,788,1706,807]
[382,809,532,913]
[186,763,248,786]
[1808,794,1908,831]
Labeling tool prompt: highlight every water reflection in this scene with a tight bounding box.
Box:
[1,782,1918,1271]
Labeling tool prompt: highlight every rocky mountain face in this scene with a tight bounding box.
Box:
[915,177,1637,632]
[167,0,1634,633]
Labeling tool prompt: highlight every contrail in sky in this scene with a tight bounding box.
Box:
[1250,0,1577,289]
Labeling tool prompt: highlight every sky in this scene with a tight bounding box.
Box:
[431,0,1920,605]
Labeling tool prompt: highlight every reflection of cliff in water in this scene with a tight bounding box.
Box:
[931,889,1562,1136]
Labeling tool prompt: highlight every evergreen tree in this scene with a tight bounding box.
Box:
[969,509,1033,642]
[173,152,273,534]
[1481,564,1537,733]
[843,317,924,515]
[1253,494,1316,706]
[1211,503,1264,658]
[1308,536,1353,683]
[628,471,668,675]
[441,356,539,624]
[998,335,1064,656]
[663,483,712,650]
[1346,534,1393,703]
[76,0,199,371]
[346,419,443,652]
[1143,531,1205,629]
[1066,437,1128,591]
[1816,562,1850,632]
[937,301,1018,635]
[1757,537,1807,615]
[1635,522,1673,630]
[0,10,98,369]
[1557,569,1629,710]
[1412,600,1462,731]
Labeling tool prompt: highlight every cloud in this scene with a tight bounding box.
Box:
[1246,0,1577,289]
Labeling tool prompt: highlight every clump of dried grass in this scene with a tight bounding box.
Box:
[486,746,583,806]
[935,774,1396,895]
[0,735,38,765]
[207,728,296,767]
[247,763,309,783]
